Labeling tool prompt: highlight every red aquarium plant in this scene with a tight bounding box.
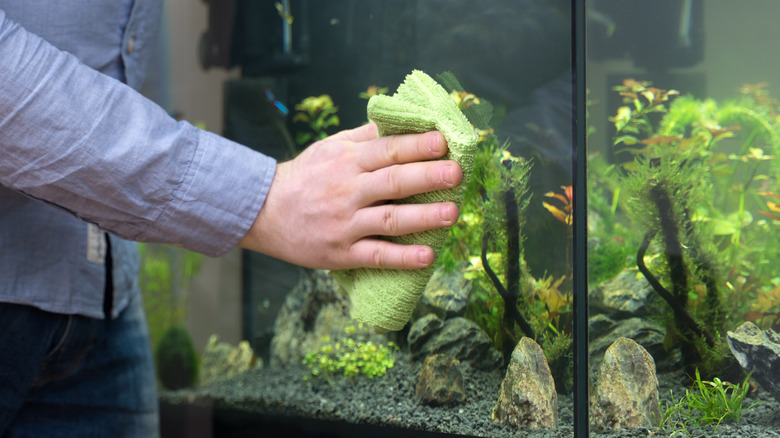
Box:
[543,185,573,281]
[543,185,573,226]
[758,187,780,221]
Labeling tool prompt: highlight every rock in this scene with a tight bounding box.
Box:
[727,321,780,403]
[407,315,502,370]
[270,269,384,367]
[590,270,658,316]
[415,354,466,406]
[591,337,660,430]
[588,315,669,373]
[588,270,679,374]
[412,263,471,320]
[200,335,260,387]
[492,337,558,429]
[407,313,444,352]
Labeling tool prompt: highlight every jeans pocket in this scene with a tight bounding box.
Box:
[34,315,96,387]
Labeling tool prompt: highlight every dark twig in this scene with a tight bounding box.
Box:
[481,229,535,340]
[637,231,715,346]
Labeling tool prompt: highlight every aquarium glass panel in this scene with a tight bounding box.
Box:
[159,1,581,437]
[587,0,780,436]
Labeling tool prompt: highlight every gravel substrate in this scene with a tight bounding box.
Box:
[162,354,780,437]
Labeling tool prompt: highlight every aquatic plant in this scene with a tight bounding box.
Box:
[657,368,759,434]
[138,243,203,356]
[302,334,397,380]
[620,91,725,373]
[425,74,535,350]
[605,78,780,378]
[542,184,573,280]
[743,281,780,332]
[585,157,637,286]
[450,90,482,110]
[155,325,199,390]
[358,85,388,100]
[292,94,340,146]
[757,186,780,221]
[477,145,536,345]
[435,75,573,392]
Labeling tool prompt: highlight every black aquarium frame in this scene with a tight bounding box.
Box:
[571,0,589,436]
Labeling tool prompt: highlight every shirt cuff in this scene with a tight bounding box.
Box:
[151,128,277,257]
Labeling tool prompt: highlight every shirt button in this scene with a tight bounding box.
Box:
[127,36,135,54]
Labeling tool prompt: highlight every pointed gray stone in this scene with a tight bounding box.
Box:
[492,337,558,429]
[591,337,660,430]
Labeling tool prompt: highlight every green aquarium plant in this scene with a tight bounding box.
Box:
[292,94,340,146]
[585,147,638,287]
[611,80,726,375]
[459,144,573,391]
[358,84,389,101]
[603,78,780,378]
[302,331,397,381]
[438,88,535,348]
[138,243,202,357]
[437,76,574,392]
[657,368,759,434]
[155,325,199,390]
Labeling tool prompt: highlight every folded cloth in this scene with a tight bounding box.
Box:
[331,70,478,331]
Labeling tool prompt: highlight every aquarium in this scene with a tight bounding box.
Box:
[156,1,780,437]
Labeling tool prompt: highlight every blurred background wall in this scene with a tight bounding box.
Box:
[141,0,243,350]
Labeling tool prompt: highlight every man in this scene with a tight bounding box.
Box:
[0,3,460,436]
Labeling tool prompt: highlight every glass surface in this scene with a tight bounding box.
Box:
[587,0,780,436]
[158,1,579,437]
[147,1,780,437]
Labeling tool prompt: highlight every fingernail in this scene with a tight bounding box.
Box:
[437,204,454,223]
[417,248,434,266]
[428,132,446,156]
[441,164,454,185]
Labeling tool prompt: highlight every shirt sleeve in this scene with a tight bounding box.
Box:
[0,10,276,257]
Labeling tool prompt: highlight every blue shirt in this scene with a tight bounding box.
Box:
[0,2,276,318]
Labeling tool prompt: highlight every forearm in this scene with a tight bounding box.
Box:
[0,10,274,256]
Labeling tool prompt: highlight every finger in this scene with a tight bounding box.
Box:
[353,202,459,238]
[348,239,436,270]
[359,160,462,203]
[357,130,448,171]
[327,122,378,143]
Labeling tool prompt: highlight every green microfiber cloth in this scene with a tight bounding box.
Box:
[331,70,478,331]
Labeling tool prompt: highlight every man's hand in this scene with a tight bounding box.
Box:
[238,122,462,270]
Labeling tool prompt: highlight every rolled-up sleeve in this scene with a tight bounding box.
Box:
[0,9,276,257]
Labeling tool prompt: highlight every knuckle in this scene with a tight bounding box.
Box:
[380,206,400,234]
[384,169,404,198]
[384,136,403,163]
[368,247,385,267]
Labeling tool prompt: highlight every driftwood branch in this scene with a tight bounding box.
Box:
[636,231,714,346]
[481,229,535,339]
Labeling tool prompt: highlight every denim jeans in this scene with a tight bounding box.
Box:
[0,292,159,437]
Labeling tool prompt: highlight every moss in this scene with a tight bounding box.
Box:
[155,325,199,390]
